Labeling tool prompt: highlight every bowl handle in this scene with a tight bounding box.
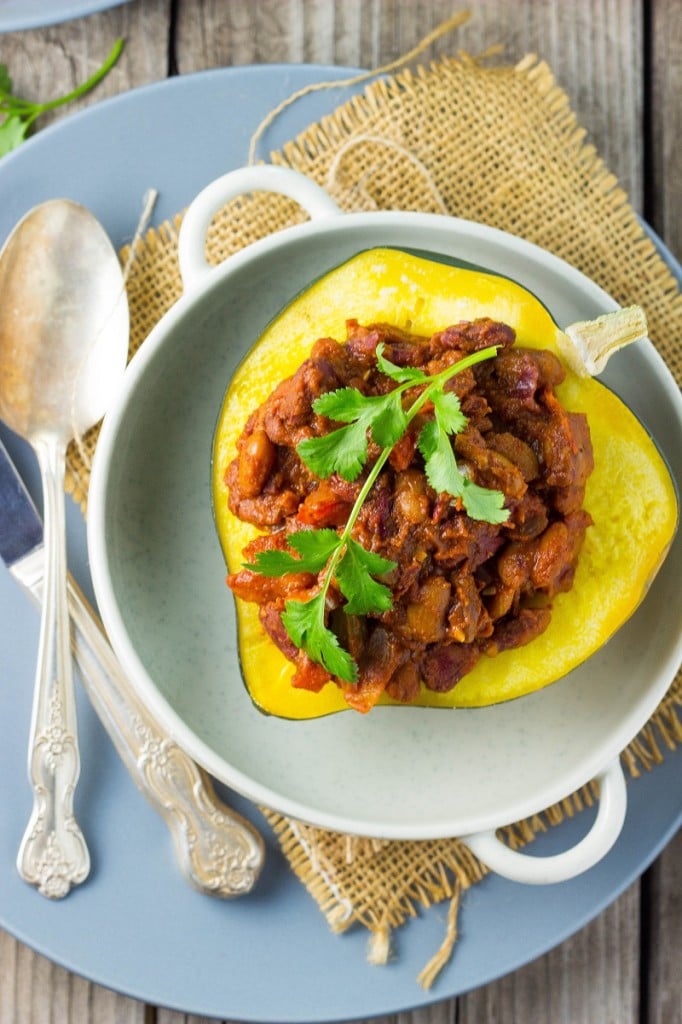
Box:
[178,166,341,292]
[460,758,627,884]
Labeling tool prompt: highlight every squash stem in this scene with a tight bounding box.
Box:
[557,305,648,378]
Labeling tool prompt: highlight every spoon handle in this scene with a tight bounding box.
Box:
[16,439,90,899]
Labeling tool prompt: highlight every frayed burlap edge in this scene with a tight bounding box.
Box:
[64,55,681,506]
[233,52,682,984]
[260,682,681,986]
[64,48,682,987]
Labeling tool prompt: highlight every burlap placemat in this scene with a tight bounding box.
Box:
[65,45,681,987]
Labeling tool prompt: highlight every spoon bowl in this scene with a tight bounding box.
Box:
[0,199,128,441]
[0,199,128,898]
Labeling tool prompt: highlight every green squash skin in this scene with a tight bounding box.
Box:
[387,246,556,320]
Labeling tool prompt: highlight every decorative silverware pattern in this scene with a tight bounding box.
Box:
[1,438,264,898]
[14,547,266,899]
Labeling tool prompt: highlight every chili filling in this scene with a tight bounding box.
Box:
[225,318,594,713]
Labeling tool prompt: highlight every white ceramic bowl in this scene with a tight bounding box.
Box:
[88,166,682,884]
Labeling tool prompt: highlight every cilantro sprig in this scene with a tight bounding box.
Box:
[300,343,509,524]
[0,39,124,157]
[245,342,510,683]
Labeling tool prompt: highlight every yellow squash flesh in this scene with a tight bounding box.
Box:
[213,248,678,718]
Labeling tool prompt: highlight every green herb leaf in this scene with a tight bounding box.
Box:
[375,342,428,384]
[0,115,27,156]
[288,529,341,563]
[282,593,358,683]
[336,539,396,615]
[312,386,374,422]
[368,391,407,448]
[431,389,467,435]
[417,417,510,523]
[304,387,405,480]
[459,479,510,523]
[0,65,13,96]
[243,549,308,576]
[0,39,124,157]
[297,419,369,481]
[244,528,339,576]
[417,418,460,494]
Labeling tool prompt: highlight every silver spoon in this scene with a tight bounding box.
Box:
[0,199,128,898]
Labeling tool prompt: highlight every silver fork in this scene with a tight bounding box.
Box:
[12,546,265,899]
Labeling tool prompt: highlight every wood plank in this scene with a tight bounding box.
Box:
[1,3,677,1024]
[453,0,645,208]
[173,0,643,207]
[458,879,641,1024]
[644,4,682,1022]
[0,0,170,134]
[0,927,146,1024]
[397,1003,452,1024]
[650,0,682,253]
[644,829,682,1024]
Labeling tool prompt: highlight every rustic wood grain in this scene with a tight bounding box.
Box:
[155,1015,228,1024]
[644,830,682,1024]
[0,2,679,1023]
[397,1006,454,1024]
[642,9,681,1018]
[0,927,146,1024]
[0,0,170,131]
[638,0,675,1015]
[172,0,644,206]
[458,878,641,1024]
[650,0,681,254]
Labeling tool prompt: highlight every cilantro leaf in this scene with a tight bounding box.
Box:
[0,39,123,158]
[243,549,309,576]
[304,388,405,480]
[368,391,407,448]
[431,389,467,435]
[0,65,13,96]
[458,479,510,524]
[0,115,27,157]
[336,538,396,615]
[418,418,510,522]
[312,386,375,422]
[375,342,428,384]
[282,593,358,683]
[244,528,339,576]
[418,418,460,494]
[288,529,340,563]
[297,420,369,481]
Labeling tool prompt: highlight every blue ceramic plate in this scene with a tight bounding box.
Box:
[0,65,679,1021]
[0,0,129,32]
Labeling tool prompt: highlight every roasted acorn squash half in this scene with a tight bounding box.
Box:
[212,247,678,718]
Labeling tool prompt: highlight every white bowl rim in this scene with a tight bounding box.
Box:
[88,206,682,840]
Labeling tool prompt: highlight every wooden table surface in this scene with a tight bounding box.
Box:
[1,2,680,1022]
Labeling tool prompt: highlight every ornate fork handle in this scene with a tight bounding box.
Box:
[15,549,265,897]
[68,576,265,896]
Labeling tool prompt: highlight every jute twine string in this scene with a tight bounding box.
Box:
[325,133,450,213]
[247,10,473,166]
[66,34,682,989]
